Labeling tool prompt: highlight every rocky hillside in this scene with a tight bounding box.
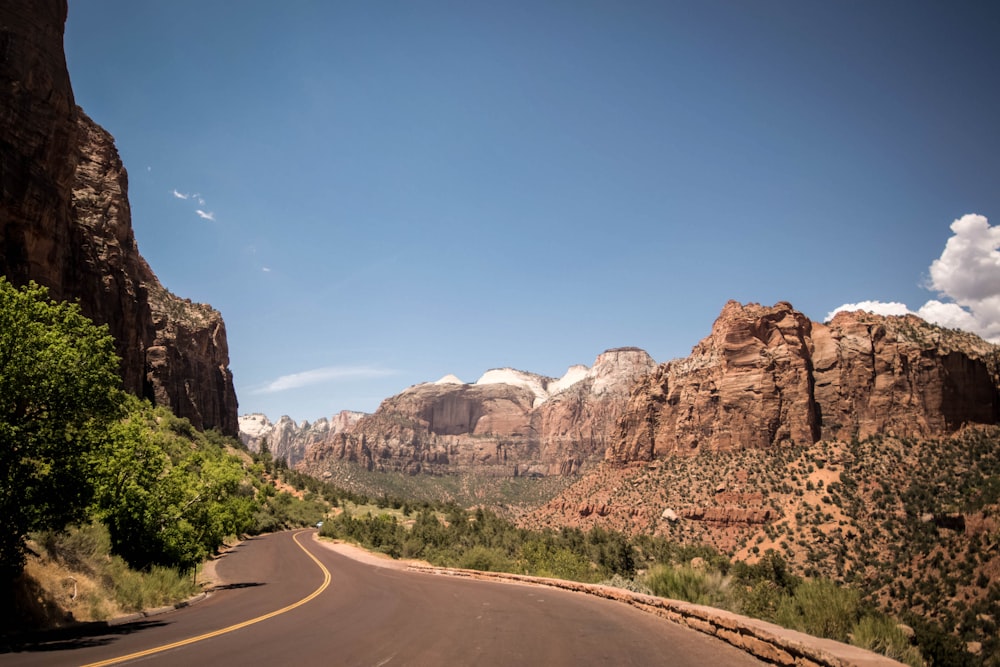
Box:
[0,1,238,434]
[520,303,1000,655]
[611,301,999,462]
[297,348,656,477]
[522,428,1000,658]
[240,411,365,467]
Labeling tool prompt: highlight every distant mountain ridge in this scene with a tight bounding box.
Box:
[242,348,657,477]
[239,411,365,467]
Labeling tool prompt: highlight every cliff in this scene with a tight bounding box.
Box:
[239,411,365,467]
[298,348,657,477]
[610,301,1000,462]
[0,0,238,434]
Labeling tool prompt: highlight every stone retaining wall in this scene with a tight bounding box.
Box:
[407,564,904,667]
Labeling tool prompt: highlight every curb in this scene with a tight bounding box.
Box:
[105,592,210,626]
[405,564,904,667]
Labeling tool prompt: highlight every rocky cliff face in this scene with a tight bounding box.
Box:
[0,0,239,434]
[298,348,657,477]
[610,301,1000,462]
[240,411,365,467]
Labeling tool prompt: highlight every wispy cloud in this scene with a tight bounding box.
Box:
[173,188,216,220]
[255,366,397,394]
[828,214,1000,342]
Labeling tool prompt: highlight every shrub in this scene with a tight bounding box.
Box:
[455,546,515,573]
[643,564,735,610]
[776,579,860,642]
[851,615,924,667]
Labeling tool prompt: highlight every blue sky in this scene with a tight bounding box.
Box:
[63,1,1000,421]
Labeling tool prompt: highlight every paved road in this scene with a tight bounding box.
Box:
[2,531,763,666]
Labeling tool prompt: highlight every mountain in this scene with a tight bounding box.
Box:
[296,348,657,477]
[0,0,238,434]
[239,411,365,467]
[610,301,999,463]
[522,302,1000,656]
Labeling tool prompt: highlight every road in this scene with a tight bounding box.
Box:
[2,531,764,666]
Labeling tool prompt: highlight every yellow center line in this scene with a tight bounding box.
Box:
[81,530,331,667]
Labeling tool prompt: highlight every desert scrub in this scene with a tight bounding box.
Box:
[850,615,924,667]
[600,574,653,596]
[642,564,736,609]
[775,579,860,642]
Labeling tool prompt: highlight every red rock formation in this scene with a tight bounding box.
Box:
[679,507,772,525]
[611,301,1000,462]
[299,348,657,476]
[0,0,238,434]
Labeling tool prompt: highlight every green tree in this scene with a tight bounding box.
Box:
[92,402,256,571]
[0,279,122,585]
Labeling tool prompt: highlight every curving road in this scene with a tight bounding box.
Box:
[2,531,763,666]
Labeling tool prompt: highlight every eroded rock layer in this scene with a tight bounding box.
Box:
[0,0,238,434]
[610,301,1000,462]
[299,348,657,476]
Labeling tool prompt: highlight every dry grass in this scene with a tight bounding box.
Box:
[14,524,205,631]
[22,546,123,623]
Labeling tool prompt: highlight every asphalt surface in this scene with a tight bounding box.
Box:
[1,531,764,666]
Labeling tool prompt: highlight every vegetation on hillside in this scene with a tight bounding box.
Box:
[0,279,123,586]
[0,279,331,629]
[318,503,925,665]
[512,428,1000,666]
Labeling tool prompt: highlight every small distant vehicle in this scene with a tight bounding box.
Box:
[315,521,323,529]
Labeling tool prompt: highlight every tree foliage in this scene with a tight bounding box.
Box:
[91,402,257,571]
[0,279,122,582]
[0,278,261,588]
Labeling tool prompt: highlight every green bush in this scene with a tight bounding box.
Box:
[456,545,515,572]
[106,559,198,612]
[776,579,860,642]
[850,615,923,667]
[643,564,735,609]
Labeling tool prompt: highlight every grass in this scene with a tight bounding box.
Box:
[23,522,202,625]
[643,564,735,609]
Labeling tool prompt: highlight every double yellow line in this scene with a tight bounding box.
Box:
[82,531,331,667]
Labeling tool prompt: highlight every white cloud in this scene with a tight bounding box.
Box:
[196,210,215,221]
[255,366,397,394]
[916,300,980,332]
[927,214,1000,302]
[828,214,1000,343]
[262,267,272,273]
[172,189,189,199]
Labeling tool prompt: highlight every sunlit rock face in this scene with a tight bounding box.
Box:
[610,301,1000,463]
[239,412,365,467]
[298,348,657,477]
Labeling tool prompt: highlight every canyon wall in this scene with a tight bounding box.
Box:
[298,348,657,477]
[610,301,999,462]
[0,0,238,434]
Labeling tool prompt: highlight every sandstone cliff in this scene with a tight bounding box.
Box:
[240,411,365,467]
[297,348,657,477]
[610,301,1000,462]
[0,0,239,434]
